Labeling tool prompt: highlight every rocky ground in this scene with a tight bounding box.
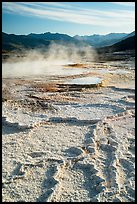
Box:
[2,53,135,202]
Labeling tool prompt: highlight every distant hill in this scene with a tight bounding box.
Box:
[96,35,135,54]
[2,32,80,52]
[73,33,128,47]
[121,31,135,41]
[2,32,50,51]
[28,32,76,41]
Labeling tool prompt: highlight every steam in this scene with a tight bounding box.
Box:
[2,43,98,78]
[46,43,97,63]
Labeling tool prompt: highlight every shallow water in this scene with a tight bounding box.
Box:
[65,76,103,85]
[95,68,131,74]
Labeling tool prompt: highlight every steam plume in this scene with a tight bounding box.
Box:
[2,43,98,77]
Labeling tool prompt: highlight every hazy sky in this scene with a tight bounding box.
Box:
[2,2,135,36]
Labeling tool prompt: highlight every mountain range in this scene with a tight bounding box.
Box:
[73,33,128,47]
[2,31,135,52]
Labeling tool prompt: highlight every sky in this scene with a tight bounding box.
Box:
[2,2,135,36]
